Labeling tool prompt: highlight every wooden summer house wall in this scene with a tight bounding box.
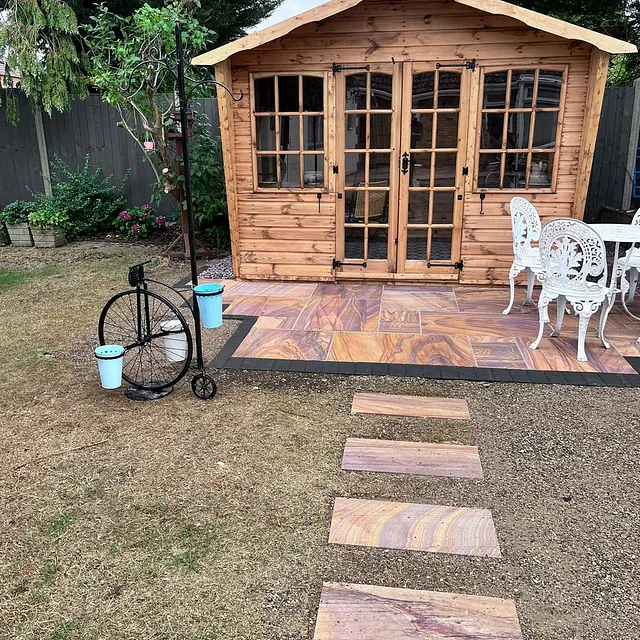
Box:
[224,0,600,284]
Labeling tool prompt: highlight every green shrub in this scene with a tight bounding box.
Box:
[114,204,165,239]
[28,196,70,229]
[49,156,127,238]
[0,201,35,225]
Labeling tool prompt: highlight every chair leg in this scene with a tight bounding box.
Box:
[576,307,595,362]
[598,296,614,349]
[529,295,549,351]
[550,295,566,337]
[524,268,535,306]
[629,268,638,303]
[503,262,522,315]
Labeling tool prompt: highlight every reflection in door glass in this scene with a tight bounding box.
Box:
[406,229,427,260]
[431,229,452,261]
[432,192,455,224]
[510,70,535,108]
[436,113,459,148]
[344,153,366,188]
[279,116,299,150]
[410,153,431,187]
[278,75,299,112]
[434,153,456,187]
[368,191,389,224]
[533,111,558,148]
[346,74,367,110]
[370,113,391,149]
[345,227,365,259]
[408,192,430,225]
[412,73,434,109]
[438,72,461,108]
[303,76,324,111]
[368,227,388,259]
[344,191,358,223]
[480,113,504,149]
[304,155,324,187]
[370,74,392,109]
[410,114,433,149]
[280,155,301,188]
[506,112,531,149]
[482,71,507,109]
[530,153,553,188]
[369,153,390,186]
[345,114,367,149]
[537,70,563,108]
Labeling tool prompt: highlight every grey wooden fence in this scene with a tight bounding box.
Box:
[585,79,640,222]
[0,93,219,215]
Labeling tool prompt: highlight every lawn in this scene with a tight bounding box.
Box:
[0,243,638,640]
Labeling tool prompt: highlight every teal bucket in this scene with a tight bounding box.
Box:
[95,345,125,389]
[193,283,224,328]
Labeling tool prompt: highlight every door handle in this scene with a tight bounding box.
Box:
[401,152,409,175]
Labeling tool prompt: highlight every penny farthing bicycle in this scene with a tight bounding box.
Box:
[98,261,217,399]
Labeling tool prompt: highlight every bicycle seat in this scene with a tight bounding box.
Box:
[128,260,151,287]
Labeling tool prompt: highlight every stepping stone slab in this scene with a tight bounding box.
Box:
[328,498,501,558]
[342,438,484,479]
[313,582,524,640]
[351,393,470,420]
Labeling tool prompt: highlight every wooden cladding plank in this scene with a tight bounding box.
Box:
[351,393,470,420]
[239,251,334,265]
[313,582,524,640]
[240,227,335,240]
[239,239,335,253]
[341,438,484,479]
[238,214,334,228]
[239,263,335,278]
[328,498,501,557]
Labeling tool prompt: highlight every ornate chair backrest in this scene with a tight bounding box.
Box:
[538,218,607,291]
[510,197,542,259]
[631,208,640,226]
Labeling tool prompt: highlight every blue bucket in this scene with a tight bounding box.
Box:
[95,345,125,389]
[193,283,224,328]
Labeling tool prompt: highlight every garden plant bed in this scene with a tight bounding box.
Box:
[0,244,639,640]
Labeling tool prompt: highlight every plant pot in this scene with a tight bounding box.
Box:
[0,224,9,246]
[31,225,66,248]
[6,222,33,247]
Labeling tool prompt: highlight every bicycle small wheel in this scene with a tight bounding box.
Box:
[98,289,193,391]
[191,373,217,400]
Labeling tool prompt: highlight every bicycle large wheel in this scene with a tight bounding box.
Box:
[98,289,193,391]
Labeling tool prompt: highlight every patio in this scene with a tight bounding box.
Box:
[200,279,640,383]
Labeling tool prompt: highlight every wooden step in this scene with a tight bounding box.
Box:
[313,582,523,640]
[351,393,470,420]
[342,438,483,479]
[329,498,500,558]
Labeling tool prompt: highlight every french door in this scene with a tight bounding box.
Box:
[335,62,469,279]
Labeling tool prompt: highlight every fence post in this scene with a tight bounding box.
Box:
[623,78,640,210]
[34,110,52,196]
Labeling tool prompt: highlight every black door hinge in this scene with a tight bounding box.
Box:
[436,59,476,72]
[333,259,367,269]
[462,166,469,176]
[332,165,339,175]
[332,63,371,74]
[426,260,464,270]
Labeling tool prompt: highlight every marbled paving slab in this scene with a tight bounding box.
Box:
[351,393,470,420]
[253,315,300,330]
[469,336,530,369]
[420,313,540,339]
[342,438,483,479]
[221,281,317,298]
[223,295,305,318]
[455,287,538,315]
[233,328,333,360]
[382,289,459,314]
[294,297,381,332]
[312,283,384,299]
[328,332,476,366]
[378,309,421,334]
[313,582,524,640]
[328,498,501,557]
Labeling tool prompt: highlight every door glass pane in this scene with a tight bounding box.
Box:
[410,114,433,149]
[507,112,531,149]
[483,71,507,109]
[533,111,558,148]
[345,227,365,258]
[280,155,301,188]
[434,153,456,187]
[344,191,358,223]
[530,153,553,188]
[410,153,431,187]
[431,229,452,261]
[346,74,367,110]
[436,113,458,148]
[432,192,455,224]
[279,116,299,150]
[369,153,390,186]
[254,77,275,112]
[438,72,460,108]
[537,70,563,108]
[370,113,391,149]
[368,191,389,224]
[408,192,430,224]
[505,153,526,188]
[406,229,427,260]
[510,70,535,108]
[481,113,504,149]
[368,227,388,259]
[304,155,324,187]
[256,116,276,150]
[257,155,277,187]
[345,114,366,149]
[478,153,502,189]
[303,76,324,111]
[278,75,299,112]
[370,74,392,109]
[412,72,434,109]
[303,116,324,150]
[345,153,366,187]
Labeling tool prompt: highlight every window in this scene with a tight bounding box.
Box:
[477,68,565,191]
[251,74,325,189]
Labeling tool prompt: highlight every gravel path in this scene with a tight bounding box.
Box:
[200,255,234,280]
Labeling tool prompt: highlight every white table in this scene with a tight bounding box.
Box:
[589,223,640,345]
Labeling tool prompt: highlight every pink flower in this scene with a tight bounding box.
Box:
[142,204,153,211]
[118,211,128,218]
[131,223,141,235]
[141,212,148,219]
[155,216,165,226]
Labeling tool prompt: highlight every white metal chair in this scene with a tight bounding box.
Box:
[503,197,544,314]
[530,218,610,362]
[616,208,640,302]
